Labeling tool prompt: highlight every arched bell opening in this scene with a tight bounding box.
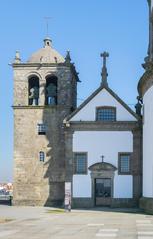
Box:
[28,76,39,106]
[45,75,58,105]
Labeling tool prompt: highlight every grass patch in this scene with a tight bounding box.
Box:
[47,209,65,214]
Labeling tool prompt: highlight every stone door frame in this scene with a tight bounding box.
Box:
[89,162,117,206]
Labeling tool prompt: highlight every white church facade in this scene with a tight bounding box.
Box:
[12,0,153,213]
[64,69,142,208]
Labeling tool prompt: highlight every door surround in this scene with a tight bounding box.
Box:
[89,162,117,206]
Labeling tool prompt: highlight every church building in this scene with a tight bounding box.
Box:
[12,0,153,213]
[64,57,142,208]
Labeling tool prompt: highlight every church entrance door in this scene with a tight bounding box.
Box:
[95,178,112,206]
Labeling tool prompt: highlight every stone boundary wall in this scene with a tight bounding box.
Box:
[139,197,153,214]
[72,198,138,208]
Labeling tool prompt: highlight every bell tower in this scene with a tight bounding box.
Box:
[139,0,153,213]
[13,37,79,206]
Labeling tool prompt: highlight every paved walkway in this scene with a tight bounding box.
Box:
[0,206,153,238]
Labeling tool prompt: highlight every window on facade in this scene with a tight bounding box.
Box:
[74,153,87,174]
[45,76,58,105]
[39,151,45,162]
[37,123,46,135]
[118,153,131,174]
[28,76,39,106]
[96,107,116,121]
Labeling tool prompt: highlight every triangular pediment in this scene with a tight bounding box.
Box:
[66,85,139,122]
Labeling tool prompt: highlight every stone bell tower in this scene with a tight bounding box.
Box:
[139,0,153,213]
[13,37,79,206]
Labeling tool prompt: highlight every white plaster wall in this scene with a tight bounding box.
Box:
[73,131,133,198]
[71,88,136,121]
[114,174,133,198]
[73,175,91,197]
[143,85,153,198]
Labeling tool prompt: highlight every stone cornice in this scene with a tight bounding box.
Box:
[65,121,141,132]
[138,61,153,97]
[12,62,80,82]
[12,62,67,68]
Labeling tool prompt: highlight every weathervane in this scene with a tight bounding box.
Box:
[101,155,105,163]
[44,17,52,37]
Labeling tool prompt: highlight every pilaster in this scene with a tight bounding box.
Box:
[132,127,142,200]
[64,129,74,182]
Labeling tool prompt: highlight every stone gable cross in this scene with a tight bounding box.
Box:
[100,51,109,87]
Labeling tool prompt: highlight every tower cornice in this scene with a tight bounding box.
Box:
[12,62,69,68]
[138,61,153,97]
[12,62,80,82]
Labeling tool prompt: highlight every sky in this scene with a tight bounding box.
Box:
[0,0,148,182]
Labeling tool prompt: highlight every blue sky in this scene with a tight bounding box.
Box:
[0,0,148,182]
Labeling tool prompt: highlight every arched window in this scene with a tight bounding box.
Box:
[28,76,39,105]
[39,151,45,162]
[45,75,57,105]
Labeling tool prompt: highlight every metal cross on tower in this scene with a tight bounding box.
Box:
[100,52,109,87]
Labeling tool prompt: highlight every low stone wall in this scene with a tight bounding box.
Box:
[72,197,138,208]
[13,197,139,208]
[13,199,64,207]
[72,198,94,208]
[111,198,138,208]
[139,197,153,214]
